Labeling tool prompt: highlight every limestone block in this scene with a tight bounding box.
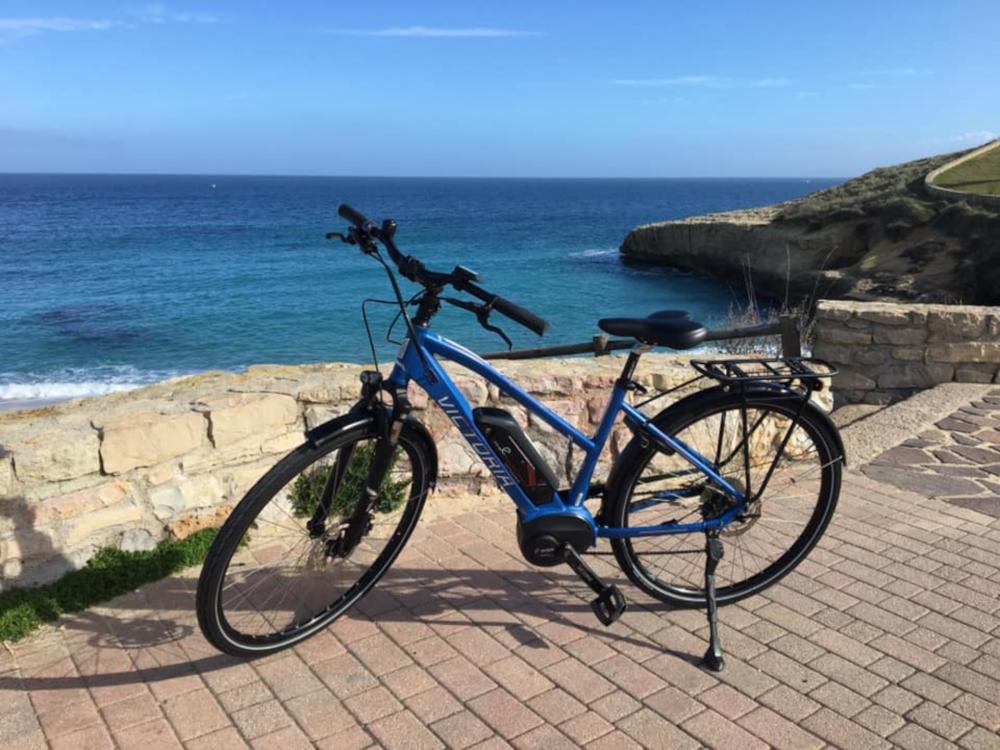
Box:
[955,364,999,384]
[832,371,876,391]
[528,399,584,433]
[872,326,927,346]
[812,343,853,364]
[876,364,953,389]
[583,373,618,390]
[861,390,909,405]
[0,453,14,498]
[120,527,157,552]
[197,392,299,448]
[149,474,224,520]
[5,555,76,589]
[12,425,101,482]
[222,461,271,500]
[407,384,430,409]
[304,404,340,431]
[145,461,181,486]
[857,308,914,326]
[100,410,206,474]
[988,315,1000,338]
[926,342,1000,363]
[815,303,852,322]
[261,431,303,455]
[454,377,488,406]
[0,527,60,563]
[31,480,131,526]
[167,505,233,539]
[297,386,341,404]
[437,437,485,478]
[928,310,985,340]
[891,347,925,362]
[854,348,887,367]
[63,501,145,548]
[819,327,872,345]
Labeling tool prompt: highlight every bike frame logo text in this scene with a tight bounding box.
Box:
[438,396,517,489]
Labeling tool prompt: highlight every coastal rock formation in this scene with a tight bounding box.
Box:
[621,149,1000,305]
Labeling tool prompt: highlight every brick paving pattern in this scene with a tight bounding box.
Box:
[2,409,1000,748]
[864,389,1000,518]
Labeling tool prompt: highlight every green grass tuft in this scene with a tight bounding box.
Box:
[289,442,407,519]
[0,528,217,644]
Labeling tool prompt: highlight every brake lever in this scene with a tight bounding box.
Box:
[325,231,356,244]
[481,317,513,350]
[441,297,513,350]
[476,298,512,350]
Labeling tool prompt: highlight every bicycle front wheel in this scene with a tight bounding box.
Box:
[608,387,842,608]
[196,416,433,657]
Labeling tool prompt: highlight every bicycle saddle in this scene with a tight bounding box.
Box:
[598,309,707,349]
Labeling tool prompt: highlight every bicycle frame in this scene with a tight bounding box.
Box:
[388,326,747,542]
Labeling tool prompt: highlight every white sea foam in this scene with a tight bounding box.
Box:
[0,367,189,404]
[569,247,618,258]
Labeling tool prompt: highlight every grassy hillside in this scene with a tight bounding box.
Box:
[931,143,1000,196]
[774,150,970,224]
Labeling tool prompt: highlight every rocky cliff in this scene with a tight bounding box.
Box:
[621,150,1000,306]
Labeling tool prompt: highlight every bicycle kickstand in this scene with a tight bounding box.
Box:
[701,530,726,672]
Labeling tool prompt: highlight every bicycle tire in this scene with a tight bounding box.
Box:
[196,415,433,657]
[608,386,842,608]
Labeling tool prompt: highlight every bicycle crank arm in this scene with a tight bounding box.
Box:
[561,545,627,626]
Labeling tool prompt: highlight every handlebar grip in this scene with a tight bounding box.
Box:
[338,203,372,229]
[492,296,549,337]
[465,282,548,336]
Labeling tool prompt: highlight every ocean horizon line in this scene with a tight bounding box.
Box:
[0,171,846,182]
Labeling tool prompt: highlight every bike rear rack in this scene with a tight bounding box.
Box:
[690,357,837,385]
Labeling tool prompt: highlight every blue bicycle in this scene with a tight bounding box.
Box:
[196,205,844,670]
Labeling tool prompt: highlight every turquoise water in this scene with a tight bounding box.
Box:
[0,175,839,401]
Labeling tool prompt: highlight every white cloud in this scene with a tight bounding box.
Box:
[334,26,541,38]
[860,67,927,77]
[0,5,221,38]
[945,130,997,144]
[750,77,792,88]
[613,75,791,89]
[135,4,221,24]
[0,17,116,36]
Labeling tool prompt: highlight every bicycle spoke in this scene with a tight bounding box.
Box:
[214,438,420,642]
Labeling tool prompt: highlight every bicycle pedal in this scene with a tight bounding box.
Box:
[591,585,627,626]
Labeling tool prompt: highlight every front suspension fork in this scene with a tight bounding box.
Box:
[310,370,410,555]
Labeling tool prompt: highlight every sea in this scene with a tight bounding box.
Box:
[0,175,840,405]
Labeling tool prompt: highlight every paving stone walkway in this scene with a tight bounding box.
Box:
[2,429,1000,748]
[864,388,1000,518]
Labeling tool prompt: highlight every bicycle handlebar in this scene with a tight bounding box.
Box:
[463,282,549,336]
[336,203,549,337]
[338,203,374,231]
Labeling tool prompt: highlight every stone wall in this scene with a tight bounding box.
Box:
[815,300,1000,405]
[0,355,704,589]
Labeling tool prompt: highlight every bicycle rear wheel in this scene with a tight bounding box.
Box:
[196,417,432,657]
[608,387,842,608]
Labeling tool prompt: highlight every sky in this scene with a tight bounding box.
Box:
[1,1,998,177]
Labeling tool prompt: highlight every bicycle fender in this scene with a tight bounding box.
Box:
[306,408,439,491]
